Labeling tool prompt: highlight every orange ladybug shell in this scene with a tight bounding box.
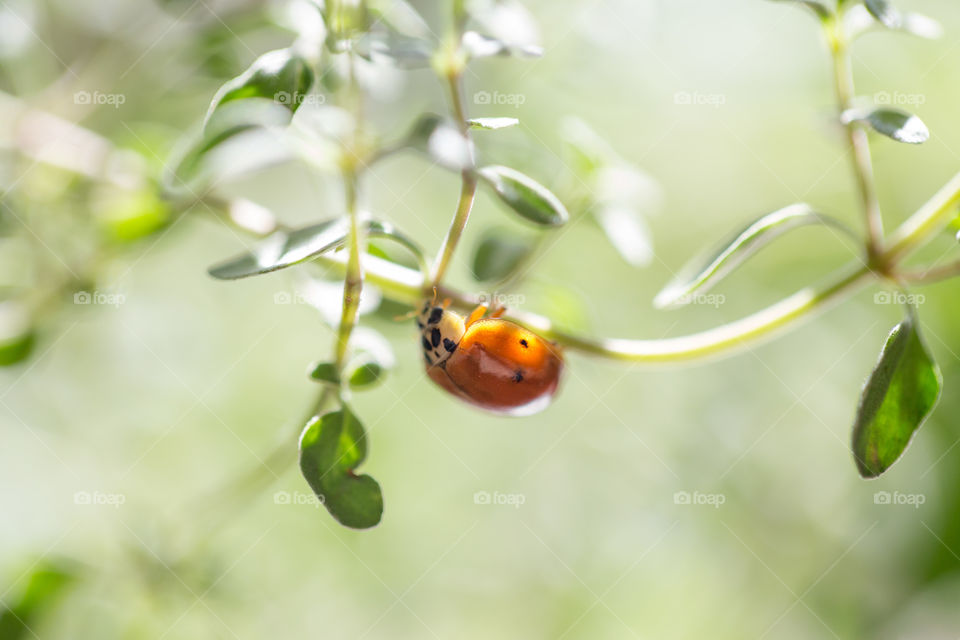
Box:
[428,318,563,416]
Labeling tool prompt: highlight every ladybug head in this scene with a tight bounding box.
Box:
[416,300,465,367]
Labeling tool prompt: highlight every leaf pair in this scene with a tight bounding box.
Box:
[207,218,425,280]
[299,408,382,528]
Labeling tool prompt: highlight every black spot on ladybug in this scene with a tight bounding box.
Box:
[421,301,430,314]
[416,319,424,329]
[433,349,441,358]
[422,336,432,351]
[424,352,433,365]
[428,307,443,325]
[431,327,441,347]
[519,339,529,348]
[513,370,524,383]
[443,338,457,353]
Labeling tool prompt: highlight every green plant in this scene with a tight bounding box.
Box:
[3,0,959,531]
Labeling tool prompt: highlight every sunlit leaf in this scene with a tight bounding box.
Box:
[843,107,929,144]
[309,362,340,384]
[208,218,424,280]
[852,312,941,478]
[467,117,519,130]
[347,360,385,388]
[207,48,314,119]
[864,0,901,29]
[768,0,831,20]
[299,407,382,528]
[471,230,533,282]
[461,31,542,59]
[0,300,34,367]
[655,204,855,309]
[0,560,75,640]
[404,114,474,171]
[477,165,569,227]
[595,205,653,268]
[93,187,172,243]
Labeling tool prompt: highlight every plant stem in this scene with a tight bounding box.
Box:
[335,166,363,369]
[429,63,478,289]
[828,13,885,262]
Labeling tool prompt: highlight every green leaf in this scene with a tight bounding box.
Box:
[299,408,383,528]
[461,31,543,58]
[208,218,424,280]
[0,560,75,640]
[852,313,941,478]
[207,48,314,119]
[467,117,519,131]
[354,30,433,68]
[471,230,533,282]
[347,360,385,388]
[864,0,901,29]
[655,204,854,309]
[405,114,473,171]
[94,187,172,243]
[309,362,340,385]
[844,107,929,144]
[0,300,34,367]
[768,0,831,20]
[477,165,569,227]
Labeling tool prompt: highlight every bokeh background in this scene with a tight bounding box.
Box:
[3,0,960,638]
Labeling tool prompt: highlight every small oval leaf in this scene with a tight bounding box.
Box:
[844,107,929,144]
[852,313,941,478]
[299,407,383,529]
[347,361,385,388]
[655,204,855,309]
[309,362,340,385]
[207,48,314,121]
[865,0,902,29]
[471,230,533,282]
[477,165,569,227]
[467,117,519,131]
[208,219,424,280]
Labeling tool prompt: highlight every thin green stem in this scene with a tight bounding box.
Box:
[429,55,477,289]
[828,14,885,262]
[335,166,364,370]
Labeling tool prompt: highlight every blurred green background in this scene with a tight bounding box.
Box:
[3,0,960,637]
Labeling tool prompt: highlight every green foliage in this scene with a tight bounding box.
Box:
[0,560,75,640]
[299,408,382,529]
[0,300,34,367]
[477,166,569,227]
[843,107,930,144]
[471,229,533,283]
[852,312,942,477]
[655,204,854,309]
[207,48,314,118]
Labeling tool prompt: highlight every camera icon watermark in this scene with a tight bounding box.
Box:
[473,90,526,108]
[873,490,925,508]
[473,490,525,508]
[674,490,726,508]
[74,90,126,109]
[74,490,126,508]
[73,290,126,308]
[273,490,323,508]
[674,91,726,108]
[873,291,925,306]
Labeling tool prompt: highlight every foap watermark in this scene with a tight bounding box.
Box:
[475,291,526,308]
[674,91,726,108]
[74,490,126,508]
[874,90,926,107]
[74,90,126,108]
[473,90,526,108]
[473,490,525,508]
[274,291,310,305]
[273,490,324,508]
[274,92,325,107]
[874,490,925,508]
[673,293,725,308]
[74,290,126,308]
[674,490,726,508]
[874,291,925,306]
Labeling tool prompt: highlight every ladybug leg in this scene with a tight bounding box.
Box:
[489,305,506,319]
[465,304,488,328]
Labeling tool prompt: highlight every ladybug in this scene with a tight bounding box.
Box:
[416,299,564,416]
